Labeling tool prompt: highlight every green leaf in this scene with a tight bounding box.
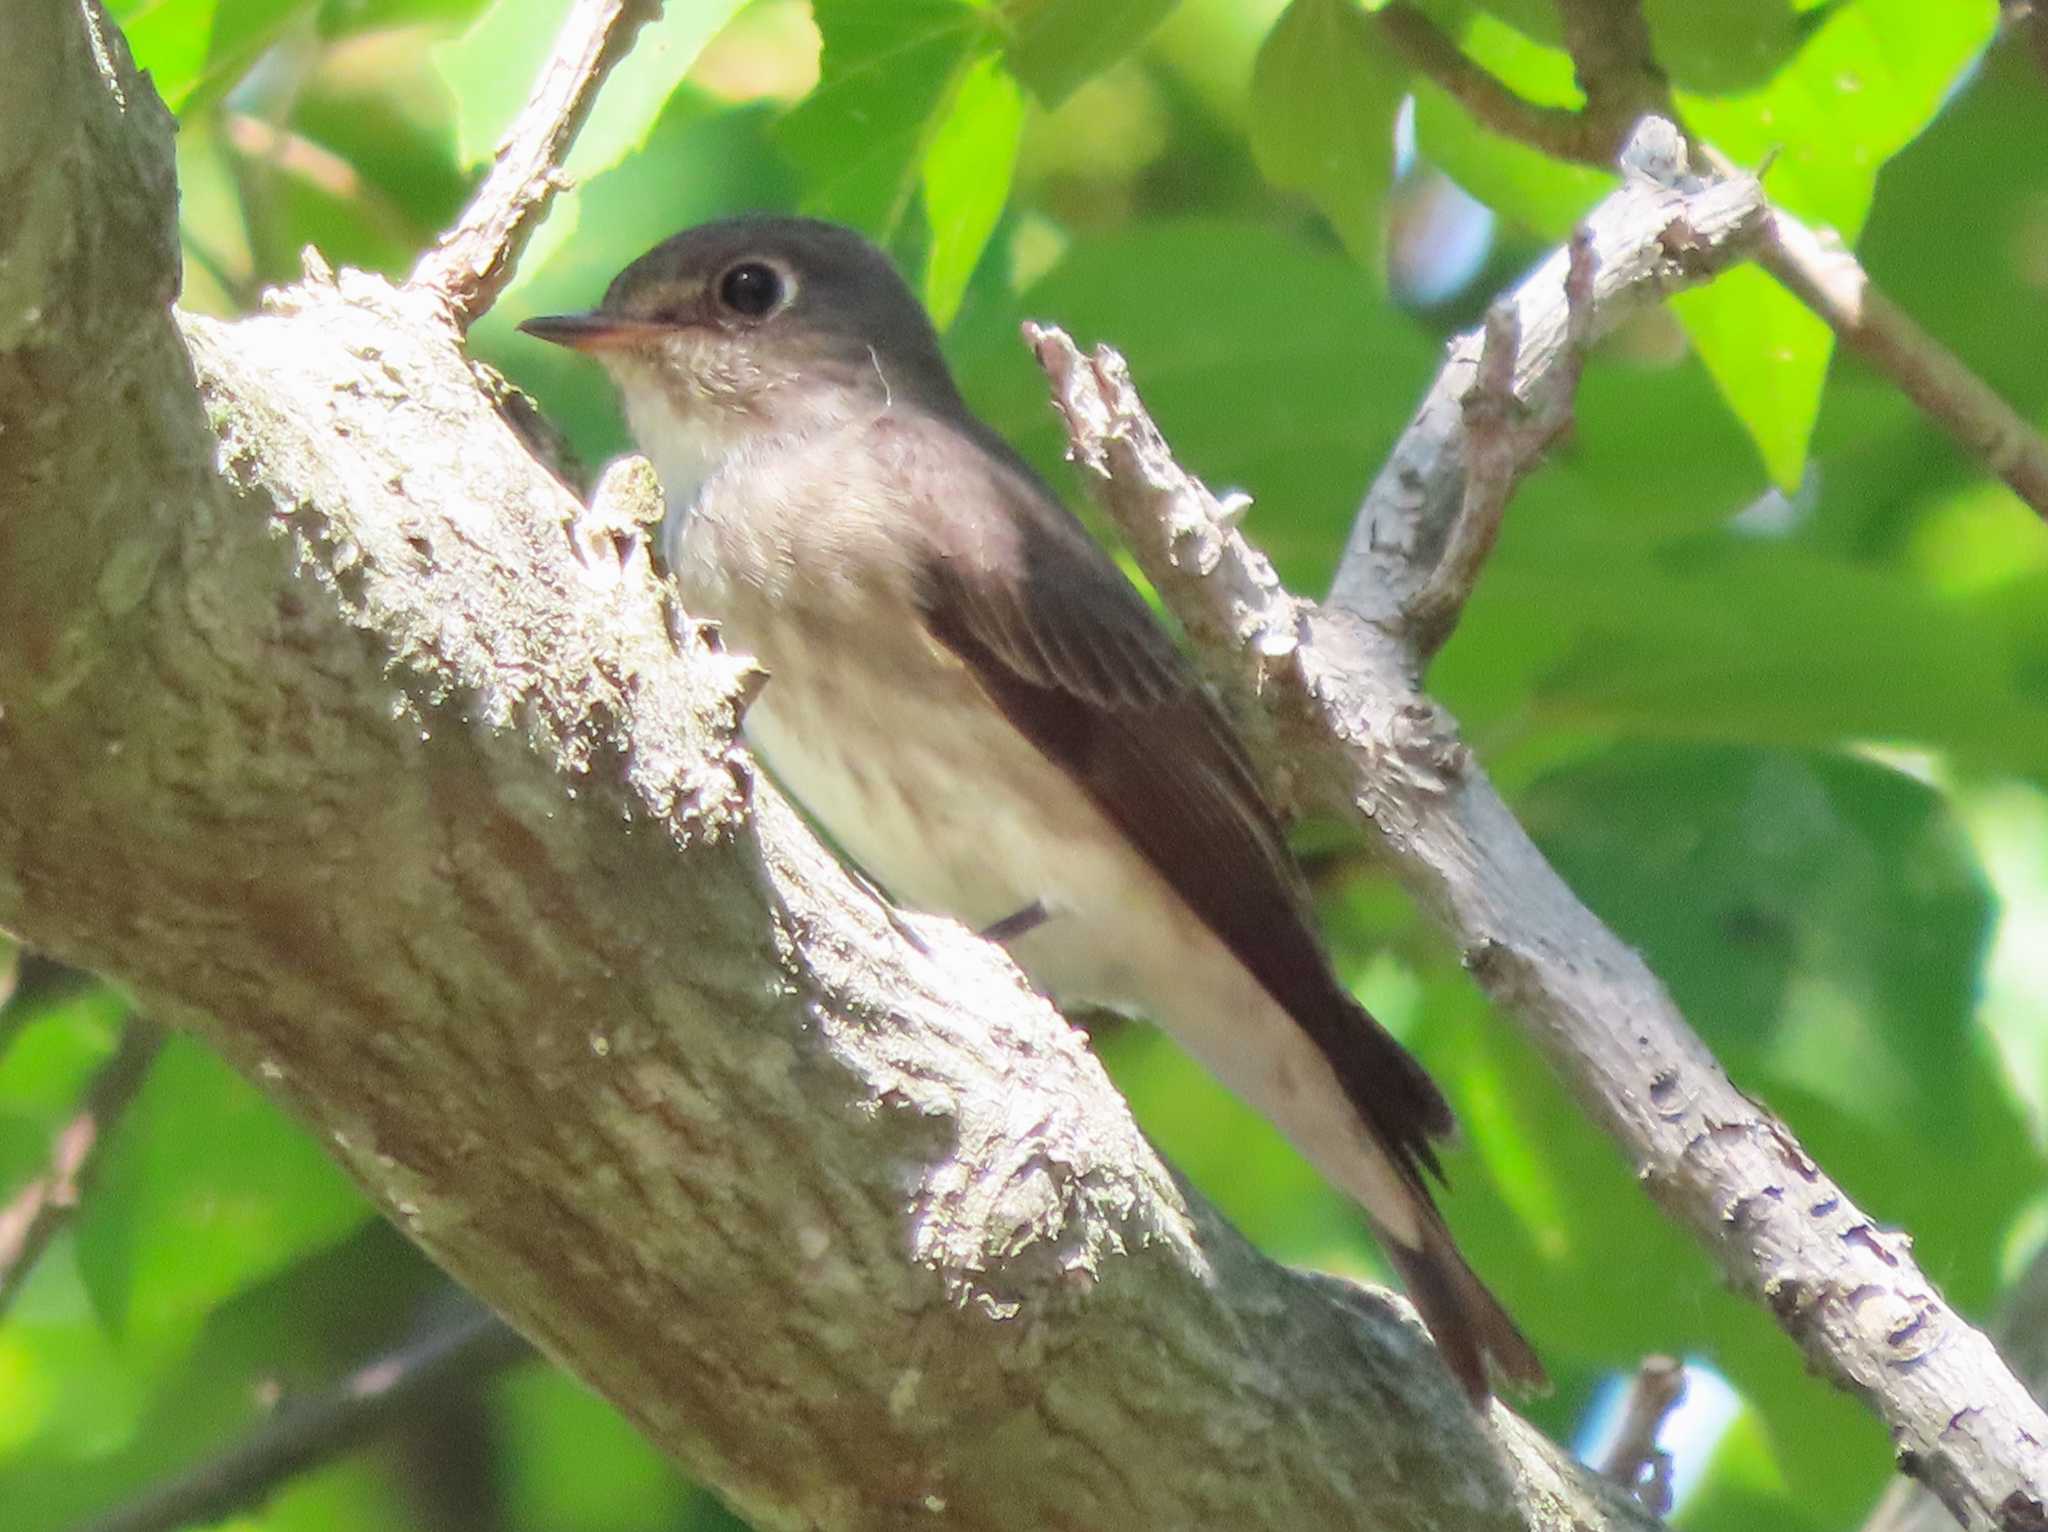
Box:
[947,219,1441,590]
[1002,0,1178,104]
[1249,0,1407,268]
[72,1037,369,1354]
[1671,267,1832,489]
[317,0,493,37]
[777,0,995,239]
[1664,0,1997,484]
[1440,531,2048,772]
[1523,745,2034,1302]
[920,53,1026,328]
[1670,0,1997,238]
[1408,10,1613,238]
[491,1359,692,1530]
[435,0,744,172]
[113,0,315,111]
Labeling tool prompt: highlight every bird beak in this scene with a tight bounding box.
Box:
[518,311,671,352]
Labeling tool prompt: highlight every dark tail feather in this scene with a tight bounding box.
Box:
[1386,1213,1547,1406]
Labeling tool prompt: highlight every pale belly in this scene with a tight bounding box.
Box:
[666,515,1420,1240]
[737,611,1160,1004]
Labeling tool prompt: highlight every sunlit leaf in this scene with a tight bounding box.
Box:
[436,0,744,173]
[1666,0,1997,484]
[1249,0,1406,268]
[1002,0,1177,104]
[1670,267,1832,489]
[920,52,1026,327]
[777,0,994,238]
[112,0,315,111]
[72,1037,369,1353]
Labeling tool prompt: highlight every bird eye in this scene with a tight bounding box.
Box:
[716,260,784,318]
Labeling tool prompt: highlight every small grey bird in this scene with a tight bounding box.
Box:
[522,215,1541,1401]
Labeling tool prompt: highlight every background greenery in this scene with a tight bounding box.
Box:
[6,0,2046,1527]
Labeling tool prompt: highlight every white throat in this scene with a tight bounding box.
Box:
[612,366,883,572]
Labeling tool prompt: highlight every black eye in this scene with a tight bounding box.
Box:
[717,261,783,318]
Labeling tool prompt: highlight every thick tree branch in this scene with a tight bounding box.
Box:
[0,3,1661,1528]
[1027,145,2048,1526]
[409,0,661,327]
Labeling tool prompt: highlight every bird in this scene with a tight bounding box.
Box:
[521,215,1542,1402]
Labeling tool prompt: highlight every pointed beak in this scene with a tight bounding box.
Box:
[518,311,670,352]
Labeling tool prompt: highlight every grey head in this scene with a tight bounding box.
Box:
[520,215,965,430]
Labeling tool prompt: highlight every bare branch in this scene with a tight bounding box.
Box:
[1755,209,2048,519]
[72,1304,531,1532]
[1861,1242,2048,1532]
[409,0,661,327]
[1375,5,1614,164]
[1028,314,2048,1529]
[0,1015,164,1317]
[1331,149,1768,626]
[1402,230,1594,656]
[1598,1356,1685,1518]
[1375,1,2048,525]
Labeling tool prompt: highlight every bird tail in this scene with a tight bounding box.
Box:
[1384,1208,1547,1405]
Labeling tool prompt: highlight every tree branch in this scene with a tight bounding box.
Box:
[1753,209,2048,517]
[1400,228,1596,656]
[1330,138,1767,625]
[1376,5,1615,164]
[0,2,1662,1528]
[1861,1242,2048,1532]
[1026,150,2048,1526]
[1597,1356,1685,1517]
[1377,1,2048,523]
[0,1015,164,1318]
[73,1303,531,1532]
[409,0,661,327]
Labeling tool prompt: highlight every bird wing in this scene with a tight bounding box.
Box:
[907,415,1453,1188]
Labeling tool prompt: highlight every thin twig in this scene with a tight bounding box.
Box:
[0,1014,164,1318]
[71,1303,532,1532]
[1403,228,1597,654]
[1376,4,1613,163]
[1405,298,1523,651]
[409,0,661,328]
[1598,1355,1685,1517]
[1756,209,2048,518]
[1375,1,2048,523]
[1332,142,1768,625]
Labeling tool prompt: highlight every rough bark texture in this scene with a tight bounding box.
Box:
[0,3,1662,1528]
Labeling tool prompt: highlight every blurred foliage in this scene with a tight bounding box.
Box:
[8,0,2048,1528]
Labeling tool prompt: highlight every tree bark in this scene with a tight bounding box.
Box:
[0,3,1654,1528]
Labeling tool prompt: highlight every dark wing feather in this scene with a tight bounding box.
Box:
[912,419,1453,1188]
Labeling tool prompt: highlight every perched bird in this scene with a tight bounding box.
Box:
[522,215,1542,1401]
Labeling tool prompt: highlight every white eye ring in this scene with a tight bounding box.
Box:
[716,259,791,319]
